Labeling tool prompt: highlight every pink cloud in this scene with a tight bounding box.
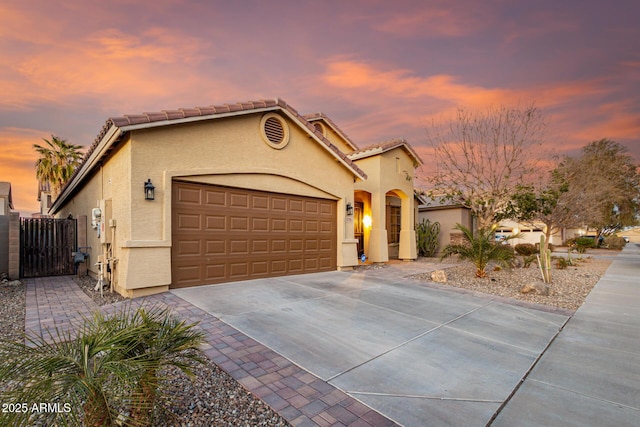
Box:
[373,3,489,38]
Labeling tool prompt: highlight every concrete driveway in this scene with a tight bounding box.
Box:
[172,262,569,426]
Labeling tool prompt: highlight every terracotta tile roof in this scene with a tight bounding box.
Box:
[303,112,359,151]
[55,99,367,211]
[347,138,423,166]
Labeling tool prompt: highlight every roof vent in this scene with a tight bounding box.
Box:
[313,122,326,136]
[260,113,290,149]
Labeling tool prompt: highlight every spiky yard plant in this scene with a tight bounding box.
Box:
[440,223,517,278]
[0,304,206,427]
[416,218,441,257]
[0,312,150,427]
[115,305,207,425]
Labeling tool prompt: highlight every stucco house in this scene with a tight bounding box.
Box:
[50,99,422,297]
[417,195,474,254]
[0,181,13,215]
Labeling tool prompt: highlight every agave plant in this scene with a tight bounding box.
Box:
[0,304,206,427]
[440,224,516,278]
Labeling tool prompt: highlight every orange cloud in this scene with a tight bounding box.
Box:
[323,59,611,112]
[0,128,49,215]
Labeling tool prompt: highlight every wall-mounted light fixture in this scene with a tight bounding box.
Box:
[363,214,372,228]
[144,179,155,201]
[346,202,354,216]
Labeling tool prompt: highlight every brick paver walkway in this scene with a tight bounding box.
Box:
[24,276,399,427]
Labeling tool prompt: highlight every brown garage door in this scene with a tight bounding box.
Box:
[171,181,337,288]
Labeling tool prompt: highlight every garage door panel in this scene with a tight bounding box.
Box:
[177,240,200,256]
[230,192,249,208]
[272,218,287,231]
[290,199,304,212]
[229,240,249,254]
[252,195,269,209]
[175,264,202,281]
[319,239,333,250]
[205,189,226,206]
[289,219,303,232]
[271,260,287,273]
[319,203,333,215]
[230,216,249,231]
[205,264,226,280]
[172,181,336,288]
[205,240,225,255]
[289,239,303,252]
[229,263,249,278]
[320,221,332,232]
[252,240,269,253]
[205,215,226,231]
[177,213,201,230]
[252,217,269,231]
[318,256,333,268]
[177,187,201,204]
[272,197,287,211]
[289,259,303,272]
[272,239,287,252]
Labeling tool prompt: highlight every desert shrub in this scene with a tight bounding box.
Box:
[416,218,440,257]
[574,236,596,253]
[515,243,536,255]
[522,254,537,268]
[604,235,626,250]
[441,224,516,278]
[555,257,568,269]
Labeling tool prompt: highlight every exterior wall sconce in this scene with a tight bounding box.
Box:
[144,179,155,200]
[346,202,354,216]
[363,214,372,228]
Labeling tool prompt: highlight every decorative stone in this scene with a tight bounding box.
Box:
[520,283,553,295]
[520,284,537,294]
[4,280,22,287]
[431,270,448,283]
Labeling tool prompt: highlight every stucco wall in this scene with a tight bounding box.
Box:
[418,207,472,255]
[353,147,418,262]
[57,141,132,294]
[321,123,356,155]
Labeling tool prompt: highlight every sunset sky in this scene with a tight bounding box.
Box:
[1,0,639,215]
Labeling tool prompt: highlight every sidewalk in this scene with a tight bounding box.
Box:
[491,243,640,426]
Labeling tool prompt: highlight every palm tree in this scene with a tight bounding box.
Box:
[0,304,205,427]
[440,224,516,278]
[33,135,84,199]
[108,305,207,425]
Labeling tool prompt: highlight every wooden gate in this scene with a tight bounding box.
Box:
[20,218,77,278]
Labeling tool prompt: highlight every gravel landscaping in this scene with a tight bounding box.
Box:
[412,252,613,311]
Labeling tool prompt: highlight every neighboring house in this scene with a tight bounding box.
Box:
[0,182,13,215]
[417,196,571,251]
[50,98,422,297]
[0,181,14,274]
[494,219,563,247]
[36,180,53,217]
[417,195,473,254]
[620,227,640,243]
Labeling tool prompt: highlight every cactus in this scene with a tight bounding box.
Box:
[537,235,552,283]
[416,219,440,257]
